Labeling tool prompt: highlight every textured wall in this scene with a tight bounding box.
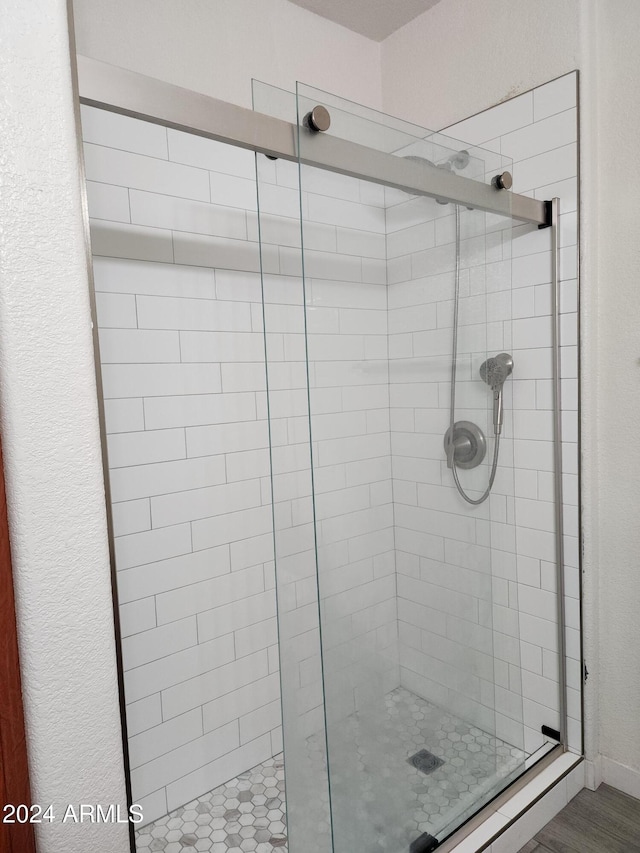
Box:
[72,0,383,110]
[0,0,129,850]
[593,0,640,785]
[381,0,580,131]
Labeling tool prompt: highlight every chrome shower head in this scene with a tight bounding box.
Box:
[479,352,513,391]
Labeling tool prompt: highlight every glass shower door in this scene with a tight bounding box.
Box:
[295,85,524,852]
[255,81,529,853]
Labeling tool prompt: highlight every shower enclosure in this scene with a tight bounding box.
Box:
[78,58,569,853]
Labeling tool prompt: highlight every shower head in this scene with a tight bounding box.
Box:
[448,149,470,170]
[479,353,513,435]
[402,155,448,204]
[479,352,513,391]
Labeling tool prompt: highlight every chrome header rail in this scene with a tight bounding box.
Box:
[77,55,548,226]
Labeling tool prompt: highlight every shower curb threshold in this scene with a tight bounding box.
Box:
[437,751,584,853]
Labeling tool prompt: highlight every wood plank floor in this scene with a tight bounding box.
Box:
[517,784,640,853]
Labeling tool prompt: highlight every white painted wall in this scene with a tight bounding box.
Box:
[591,0,640,789]
[0,1,129,851]
[381,0,581,131]
[72,0,383,110]
[381,0,640,795]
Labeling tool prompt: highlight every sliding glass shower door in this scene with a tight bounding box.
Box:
[255,82,535,852]
[77,54,571,853]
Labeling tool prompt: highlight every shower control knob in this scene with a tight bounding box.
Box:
[492,171,513,190]
[304,105,331,133]
[443,421,487,470]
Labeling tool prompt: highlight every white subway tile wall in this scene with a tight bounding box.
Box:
[83,71,579,832]
[387,182,521,745]
[302,164,398,730]
[445,73,580,755]
[255,156,396,848]
[82,104,283,824]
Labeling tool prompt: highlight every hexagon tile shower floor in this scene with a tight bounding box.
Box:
[135,755,287,853]
[134,688,523,853]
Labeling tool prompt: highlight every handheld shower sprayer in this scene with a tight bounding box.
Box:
[479,353,513,435]
[445,351,514,505]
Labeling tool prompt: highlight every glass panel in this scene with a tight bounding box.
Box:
[252,81,334,853]
[82,103,288,849]
[253,79,555,853]
[294,84,526,851]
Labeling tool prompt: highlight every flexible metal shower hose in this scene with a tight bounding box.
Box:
[447,205,500,506]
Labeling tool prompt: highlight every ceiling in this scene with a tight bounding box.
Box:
[287,0,443,42]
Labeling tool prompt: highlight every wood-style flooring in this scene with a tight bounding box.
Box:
[517,784,640,853]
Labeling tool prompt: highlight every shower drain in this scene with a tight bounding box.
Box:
[407,749,445,775]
